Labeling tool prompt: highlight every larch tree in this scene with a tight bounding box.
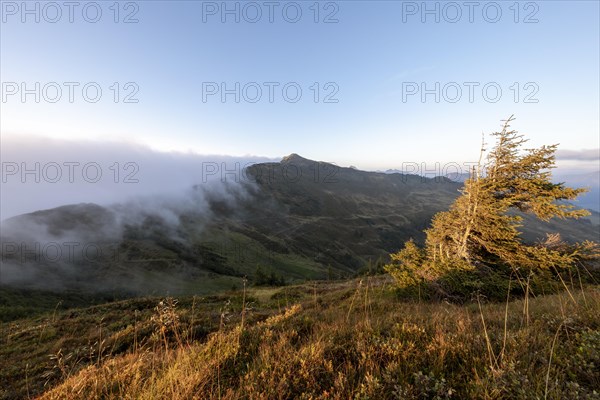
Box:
[386,116,595,298]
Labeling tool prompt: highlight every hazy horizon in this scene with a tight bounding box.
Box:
[1,134,598,220]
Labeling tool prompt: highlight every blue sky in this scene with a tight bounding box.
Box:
[1,0,599,170]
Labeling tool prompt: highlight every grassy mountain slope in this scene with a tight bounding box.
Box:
[1,155,597,295]
[1,279,598,399]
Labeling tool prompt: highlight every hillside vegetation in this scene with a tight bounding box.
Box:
[2,154,598,296]
[2,278,599,399]
[2,120,599,399]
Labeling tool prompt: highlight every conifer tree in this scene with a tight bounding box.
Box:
[386,116,594,298]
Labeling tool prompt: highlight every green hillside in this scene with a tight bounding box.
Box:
[1,155,597,296]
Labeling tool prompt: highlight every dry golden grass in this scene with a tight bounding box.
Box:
[35,279,600,400]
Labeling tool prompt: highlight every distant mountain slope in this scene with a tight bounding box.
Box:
[554,170,600,212]
[1,155,597,294]
[239,154,461,269]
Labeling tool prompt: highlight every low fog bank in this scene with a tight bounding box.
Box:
[1,135,276,220]
[0,179,256,293]
[0,136,274,292]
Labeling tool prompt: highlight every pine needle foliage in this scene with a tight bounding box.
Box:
[386,116,596,300]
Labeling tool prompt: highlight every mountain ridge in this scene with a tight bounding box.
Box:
[1,155,597,295]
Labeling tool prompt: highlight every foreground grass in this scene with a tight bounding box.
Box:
[2,279,599,399]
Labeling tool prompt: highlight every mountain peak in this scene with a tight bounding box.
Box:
[281,153,310,164]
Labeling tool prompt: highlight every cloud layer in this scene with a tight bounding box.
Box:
[555,149,600,161]
[1,135,275,220]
